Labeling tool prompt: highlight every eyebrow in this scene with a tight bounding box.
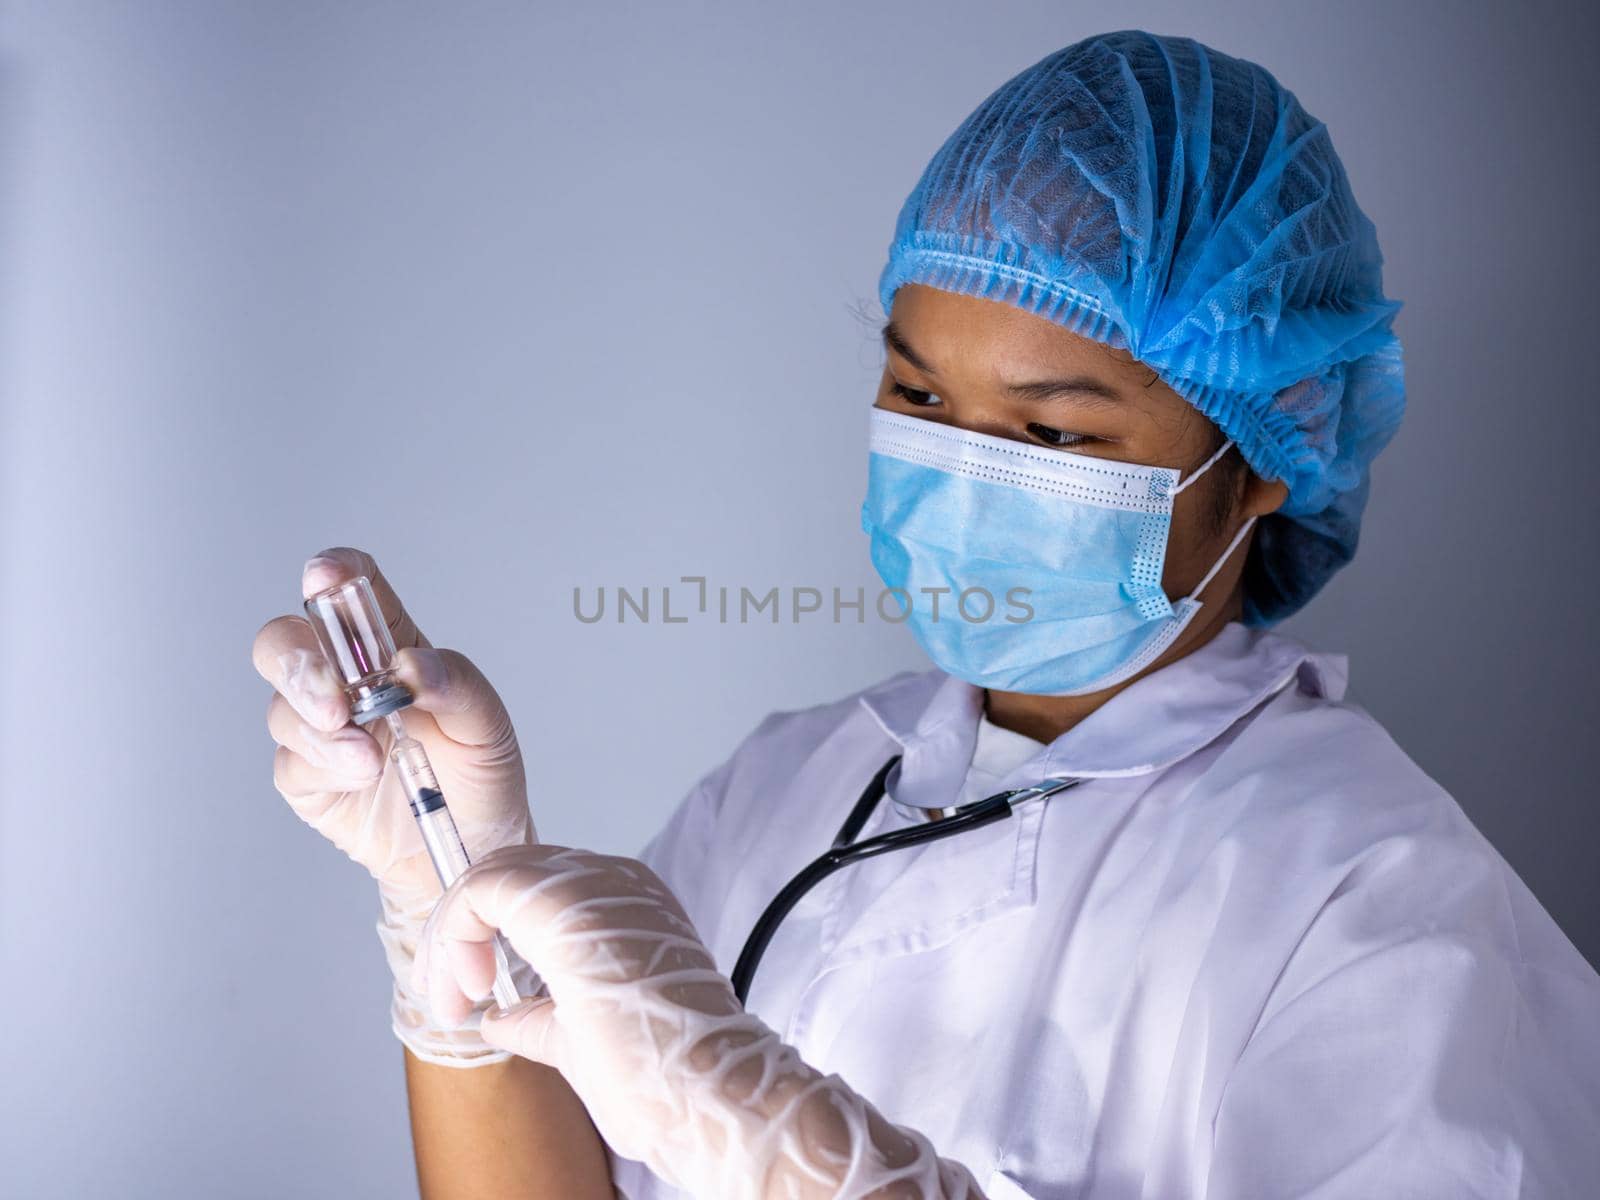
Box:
[881,319,1124,406]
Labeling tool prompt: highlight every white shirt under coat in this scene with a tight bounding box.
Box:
[605,622,1600,1198]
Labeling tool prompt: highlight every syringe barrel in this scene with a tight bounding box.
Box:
[390,732,450,816]
[387,732,474,882]
[415,800,474,887]
[389,726,529,1010]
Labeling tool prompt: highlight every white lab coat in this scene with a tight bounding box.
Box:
[605,622,1600,1198]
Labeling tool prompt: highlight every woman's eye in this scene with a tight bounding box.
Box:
[890,382,939,407]
[1027,422,1092,449]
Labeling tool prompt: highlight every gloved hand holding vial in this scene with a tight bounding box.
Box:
[252,547,542,1066]
[302,568,538,1015]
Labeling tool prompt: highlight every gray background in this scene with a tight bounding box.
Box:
[2,1,1595,1195]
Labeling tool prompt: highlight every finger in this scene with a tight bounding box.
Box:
[419,933,517,1022]
[448,938,498,1004]
[273,743,383,806]
[266,693,383,779]
[411,877,483,1027]
[252,615,348,732]
[301,546,431,651]
[480,997,570,1073]
[391,647,517,751]
[414,899,512,1028]
[424,940,478,1029]
[417,844,589,990]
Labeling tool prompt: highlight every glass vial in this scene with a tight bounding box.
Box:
[303,576,414,724]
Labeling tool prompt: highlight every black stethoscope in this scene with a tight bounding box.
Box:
[731,754,1085,1005]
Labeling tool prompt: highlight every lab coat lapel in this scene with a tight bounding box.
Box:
[821,672,1039,969]
[860,669,984,811]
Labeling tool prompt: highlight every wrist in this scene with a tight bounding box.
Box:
[375,880,536,1068]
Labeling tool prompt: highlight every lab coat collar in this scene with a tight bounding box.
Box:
[860,622,1346,811]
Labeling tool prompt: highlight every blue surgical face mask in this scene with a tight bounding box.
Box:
[861,407,1257,696]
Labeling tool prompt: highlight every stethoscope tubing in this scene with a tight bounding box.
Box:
[730,754,1083,1005]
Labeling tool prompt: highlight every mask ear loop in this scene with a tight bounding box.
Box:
[1166,438,1258,604]
[1170,437,1237,495]
[1185,513,1257,604]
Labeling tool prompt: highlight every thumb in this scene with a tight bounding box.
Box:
[392,645,518,753]
[302,546,430,651]
[480,996,570,1073]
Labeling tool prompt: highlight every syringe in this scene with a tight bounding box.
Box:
[383,709,523,1011]
[304,574,527,1014]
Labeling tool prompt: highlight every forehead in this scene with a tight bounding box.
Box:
[887,283,1150,386]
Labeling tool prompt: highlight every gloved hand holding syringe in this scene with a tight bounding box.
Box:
[302,573,534,1013]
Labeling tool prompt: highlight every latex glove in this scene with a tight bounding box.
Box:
[252,546,539,1066]
[412,844,986,1198]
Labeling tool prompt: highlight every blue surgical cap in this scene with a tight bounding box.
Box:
[877,30,1405,626]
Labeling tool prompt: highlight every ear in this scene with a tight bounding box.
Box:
[1242,472,1289,520]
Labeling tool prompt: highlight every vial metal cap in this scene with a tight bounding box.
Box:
[303,575,413,724]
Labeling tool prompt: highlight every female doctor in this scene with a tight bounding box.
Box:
[254,30,1599,1200]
